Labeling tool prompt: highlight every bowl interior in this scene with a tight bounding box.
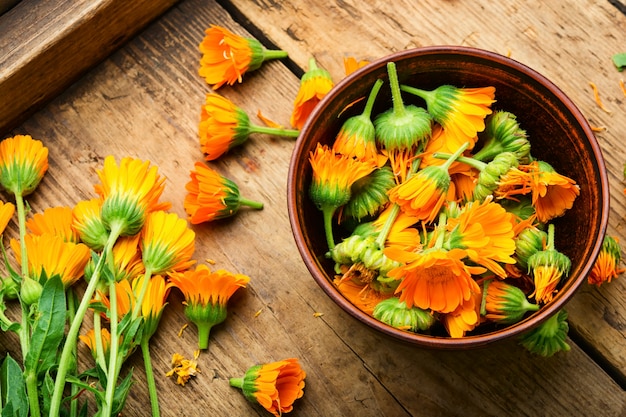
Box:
[287,46,609,348]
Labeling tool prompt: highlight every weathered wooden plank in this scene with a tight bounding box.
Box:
[226,0,626,386]
[0,0,180,135]
[2,0,626,416]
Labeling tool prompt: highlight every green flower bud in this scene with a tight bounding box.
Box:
[473,111,530,163]
[515,227,547,271]
[519,309,570,357]
[0,276,19,300]
[373,297,435,332]
[472,151,519,201]
[20,277,43,306]
[483,280,539,324]
[343,166,395,222]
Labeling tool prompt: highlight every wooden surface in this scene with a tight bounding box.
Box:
[2,0,626,415]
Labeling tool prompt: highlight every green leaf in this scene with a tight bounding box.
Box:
[0,354,28,417]
[25,276,66,377]
[111,370,134,416]
[613,52,626,71]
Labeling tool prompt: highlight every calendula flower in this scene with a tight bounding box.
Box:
[198,24,288,89]
[27,206,79,243]
[483,279,539,324]
[473,111,531,163]
[199,94,299,161]
[513,224,546,271]
[343,56,369,76]
[519,309,570,357]
[588,235,625,286]
[80,328,112,361]
[169,264,249,349]
[290,58,334,129]
[135,274,173,340]
[332,79,386,167]
[0,201,15,235]
[95,156,171,238]
[374,62,432,152]
[527,224,571,304]
[495,160,580,223]
[11,233,91,288]
[445,197,516,278]
[340,166,395,222]
[366,204,421,252]
[184,162,263,224]
[441,289,482,338]
[388,142,469,223]
[450,171,478,203]
[333,274,391,315]
[386,246,485,313]
[72,198,109,251]
[400,84,495,147]
[309,143,377,250]
[166,350,200,386]
[229,358,306,417]
[372,297,435,332]
[98,278,134,320]
[466,152,519,202]
[0,134,48,197]
[419,125,473,176]
[141,211,196,275]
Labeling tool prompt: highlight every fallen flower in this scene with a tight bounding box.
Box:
[166,350,201,386]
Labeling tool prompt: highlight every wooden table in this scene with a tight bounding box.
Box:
[2,0,626,415]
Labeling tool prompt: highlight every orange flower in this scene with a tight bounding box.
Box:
[371,205,421,252]
[169,264,249,349]
[419,125,473,175]
[229,358,306,417]
[141,211,196,275]
[198,25,287,89]
[290,58,334,129]
[111,235,145,282]
[445,197,516,277]
[136,274,172,339]
[401,84,495,146]
[588,236,625,286]
[527,224,571,304]
[386,247,484,313]
[184,162,263,224]
[0,134,48,196]
[72,198,108,251]
[333,276,391,316]
[199,93,252,161]
[95,155,170,237]
[11,233,91,288]
[166,350,201,386]
[0,201,15,235]
[80,328,112,360]
[495,161,579,223]
[343,57,369,76]
[27,206,79,243]
[441,289,482,338]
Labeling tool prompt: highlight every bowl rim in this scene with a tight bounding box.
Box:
[287,45,610,349]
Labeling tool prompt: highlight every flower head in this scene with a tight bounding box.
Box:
[519,309,570,357]
[386,247,484,313]
[198,25,287,89]
[473,110,530,162]
[72,198,109,251]
[229,358,306,417]
[372,297,435,332]
[11,233,91,288]
[588,235,624,286]
[95,156,170,237]
[27,206,78,243]
[136,274,173,340]
[0,135,49,196]
[333,274,391,315]
[184,162,263,224]
[343,57,369,76]
[0,201,15,235]
[483,279,539,324]
[527,224,571,304]
[441,288,482,338]
[290,58,334,129]
[199,93,252,160]
[141,211,196,275]
[340,166,394,223]
[169,264,249,349]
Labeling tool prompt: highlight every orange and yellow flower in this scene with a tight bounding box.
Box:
[199,93,252,161]
[441,288,482,338]
[333,276,391,316]
[198,25,287,89]
[290,58,334,129]
[184,162,263,224]
[166,350,201,386]
[80,328,112,360]
[0,201,15,235]
[343,57,369,76]
[588,235,624,286]
[229,358,306,417]
[141,211,196,275]
[483,279,539,324]
[0,134,48,196]
[95,156,170,237]
[386,247,484,313]
[11,233,91,288]
[27,206,78,243]
[169,264,249,349]
[72,198,108,251]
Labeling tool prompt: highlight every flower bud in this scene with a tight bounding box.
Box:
[473,111,530,163]
[20,277,43,306]
[519,309,570,357]
[483,280,539,324]
[473,152,519,201]
[515,227,547,271]
[373,297,435,332]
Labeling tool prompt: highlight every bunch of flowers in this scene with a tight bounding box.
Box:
[307,60,623,356]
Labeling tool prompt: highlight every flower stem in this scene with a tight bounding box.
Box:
[25,371,41,417]
[433,152,488,171]
[375,203,400,249]
[362,79,384,120]
[322,206,336,251]
[263,49,289,61]
[229,377,243,388]
[387,62,406,118]
[141,339,160,417]
[196,321,212,350]
[67,289,80,417]
[249,124,300,138]
[239,197,264,210]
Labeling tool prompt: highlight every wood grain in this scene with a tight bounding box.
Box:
[2,0,626,416]
[0,0,180,135]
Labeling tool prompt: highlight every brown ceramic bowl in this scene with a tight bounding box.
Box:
[287,46,609,349]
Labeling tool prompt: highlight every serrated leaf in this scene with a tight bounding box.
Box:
[25,276,66,377]
[0,354,28,417]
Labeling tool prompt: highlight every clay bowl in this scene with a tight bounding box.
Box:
[287,46,609,349]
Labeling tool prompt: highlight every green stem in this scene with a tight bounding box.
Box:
[93,304,108,373]
[399,85,429,102]
[433,212,448,249]
[322,206,336,251]
[433,152,488,171]
[0,308,14,329]
[387,62,406,118]
[248,124,300,138]
[49,229,119,417]
[546,223,556,250]
[196,321,213,350]
[440,142,470,172]
[375,204,400,249]
[362,79,384,120]
[239,197,264,210]
[25,371,41,417]
[262,49,288,61]
[229,377,243,389]
[67,289,79,417]
[141,339,160,417]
